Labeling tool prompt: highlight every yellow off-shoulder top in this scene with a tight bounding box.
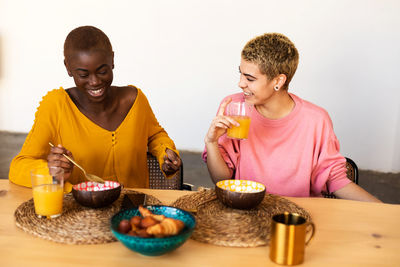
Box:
[9,86,179,188]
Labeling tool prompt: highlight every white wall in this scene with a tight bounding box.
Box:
[0,0,399,172]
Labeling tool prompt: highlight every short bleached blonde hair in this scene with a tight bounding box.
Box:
[241,33,299,90]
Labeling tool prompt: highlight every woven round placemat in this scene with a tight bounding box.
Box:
[171,188,312,248]
[14,189,162,244]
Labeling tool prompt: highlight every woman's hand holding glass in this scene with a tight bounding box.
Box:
[47,144,74,182]
[205,98,240,144]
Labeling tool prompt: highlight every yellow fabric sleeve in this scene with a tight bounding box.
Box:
[143,89,180,179]
[9,87,180,188]
[9,90,62,187]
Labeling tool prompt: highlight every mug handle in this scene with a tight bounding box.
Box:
[305,222,316,245]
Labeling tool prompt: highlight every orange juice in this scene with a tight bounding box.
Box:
[227,116,251,139]
[32,184,63,217]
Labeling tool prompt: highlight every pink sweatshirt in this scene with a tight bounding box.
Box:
[202,93,351,197]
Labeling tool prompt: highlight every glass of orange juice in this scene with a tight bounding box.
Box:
[226,101,251,139]
[31,166,64,219]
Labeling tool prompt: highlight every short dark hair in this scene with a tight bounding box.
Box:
[64,26,112,57]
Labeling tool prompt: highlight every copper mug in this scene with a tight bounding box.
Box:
[269,212,315,265]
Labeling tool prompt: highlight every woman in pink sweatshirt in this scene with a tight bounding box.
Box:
[203,33,380,202]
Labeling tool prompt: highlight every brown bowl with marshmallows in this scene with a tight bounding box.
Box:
[215,180,266,210]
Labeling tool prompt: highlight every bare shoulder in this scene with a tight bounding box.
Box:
[118,85,137,100]
[117,86,138,109]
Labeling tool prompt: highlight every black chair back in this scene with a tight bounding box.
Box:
[147,152,185,190]
[323,157,358,198]
[344,157,358,184]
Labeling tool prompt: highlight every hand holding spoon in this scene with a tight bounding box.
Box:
[48,142,105,184]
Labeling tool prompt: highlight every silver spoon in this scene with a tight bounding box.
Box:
[49,142,105,184]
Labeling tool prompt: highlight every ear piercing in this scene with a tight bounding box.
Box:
[274,86,279,91]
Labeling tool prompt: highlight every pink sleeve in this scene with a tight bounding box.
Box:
[202,135,240,174]
[310,120,351,196]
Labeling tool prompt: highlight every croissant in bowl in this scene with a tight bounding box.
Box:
[118,205,185,238]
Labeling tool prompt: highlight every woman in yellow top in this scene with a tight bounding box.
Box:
[9,26,181,188]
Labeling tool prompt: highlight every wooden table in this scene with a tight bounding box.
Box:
[0,180,399,267]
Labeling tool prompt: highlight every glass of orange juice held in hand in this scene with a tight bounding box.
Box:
[226,101,251,139]
[31,167,64,219]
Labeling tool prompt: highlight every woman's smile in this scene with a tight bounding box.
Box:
[87,87,105,97]
[243,91,253,97]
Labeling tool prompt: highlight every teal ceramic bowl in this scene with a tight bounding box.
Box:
[110,206,196,256]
